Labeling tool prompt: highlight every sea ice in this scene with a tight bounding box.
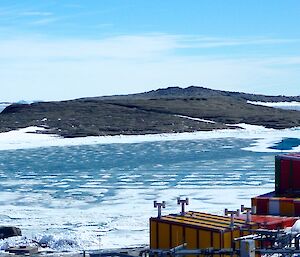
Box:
[0,125,300,152]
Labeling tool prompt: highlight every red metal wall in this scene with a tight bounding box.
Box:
[275,154,300,195]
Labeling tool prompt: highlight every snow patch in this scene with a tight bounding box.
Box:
[248,101,300,107]
[247,101,300,110]
[176,115,216,124]
[0,125,299,152]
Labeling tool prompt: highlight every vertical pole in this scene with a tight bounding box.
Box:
[241,205,252,223]
[177,197,189,216]
[154,201,166,218]
[224,209,239,228]
[296,236,299,250]
[230,213,234,228]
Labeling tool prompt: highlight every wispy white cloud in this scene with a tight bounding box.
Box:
[173,35,300,49]
[29,17,61,26]
[63,3,83,9]
[0,34,298,60]
[0,34,299,101]
[21,11,53,17]
[0,4,56,26]
[0,35,177,60]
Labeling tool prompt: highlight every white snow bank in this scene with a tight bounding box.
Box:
[0,125,300,152]
[247,101,300,110]
[248,101,300,107]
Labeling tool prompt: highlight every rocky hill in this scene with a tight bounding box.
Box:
[1,86,300,138]
[93,86,300,102]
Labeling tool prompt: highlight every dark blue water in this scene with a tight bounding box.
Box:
[270,138,300,150]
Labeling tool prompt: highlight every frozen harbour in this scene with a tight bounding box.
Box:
[0,124,300,252]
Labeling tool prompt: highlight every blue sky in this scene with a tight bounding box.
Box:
[0,0,300,101]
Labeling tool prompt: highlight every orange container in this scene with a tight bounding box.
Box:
[251,192,271,215]
[280,199,295,216]
[252,191,300,217]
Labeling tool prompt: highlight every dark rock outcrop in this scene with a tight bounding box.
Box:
[0,226,22,239]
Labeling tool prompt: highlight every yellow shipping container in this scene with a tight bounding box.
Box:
[150,211,258,253]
